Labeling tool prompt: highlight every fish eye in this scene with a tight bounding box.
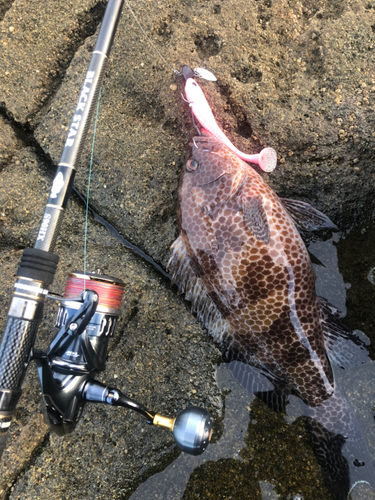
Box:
[186,159,198,171]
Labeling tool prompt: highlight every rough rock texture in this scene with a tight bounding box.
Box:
[0,0,375,498]
[0,0,105,124]
[0,116,22,169]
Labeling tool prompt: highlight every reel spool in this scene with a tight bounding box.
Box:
[54,270,124,372]
[63,270,124,310]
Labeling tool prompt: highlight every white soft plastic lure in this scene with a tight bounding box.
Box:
[182,66,277,173]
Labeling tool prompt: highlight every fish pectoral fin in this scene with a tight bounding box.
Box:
[198,171,228,187]
[280,198,338,231]
[319,297,371,368]
[201,170,245,218]
[241,195,270,244]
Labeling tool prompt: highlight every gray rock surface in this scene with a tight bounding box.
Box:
[0,0,374,499]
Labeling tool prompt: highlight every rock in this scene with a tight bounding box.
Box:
[0,0,104,125]
[0,0,374,498]
[0,116,22,169]
[35,0,375,270]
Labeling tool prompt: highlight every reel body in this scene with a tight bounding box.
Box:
[35,270,213,454]
[35,270,124,435]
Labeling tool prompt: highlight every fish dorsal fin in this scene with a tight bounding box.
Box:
[280,198,338,231]
[242,195,270,244]
[319,297,371,368]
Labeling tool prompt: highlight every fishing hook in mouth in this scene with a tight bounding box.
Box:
[191,112,202,136]
[181,92,202,136]
[181,93,191,104]
[192,137,199,148]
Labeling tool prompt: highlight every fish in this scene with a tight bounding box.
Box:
[168,134,375,499]
[182,65,277,172]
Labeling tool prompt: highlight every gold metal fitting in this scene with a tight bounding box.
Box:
[152,414,175,431]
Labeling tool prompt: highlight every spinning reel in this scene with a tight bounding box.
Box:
[34,270,213,456]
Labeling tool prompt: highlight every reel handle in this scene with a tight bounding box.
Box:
[83,380,213,455]
[36,270,213,455]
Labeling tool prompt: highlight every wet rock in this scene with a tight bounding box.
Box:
[335,361,375,466]
[0,0,104,125]
[35,0,375,273]
[350,482,375,500]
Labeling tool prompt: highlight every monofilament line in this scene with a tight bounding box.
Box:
[83,87,103,287]
[124,0,180,75]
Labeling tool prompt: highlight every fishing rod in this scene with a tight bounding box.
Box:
[0,0,212,459]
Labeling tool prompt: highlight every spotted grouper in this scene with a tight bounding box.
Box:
[168,135,375,499]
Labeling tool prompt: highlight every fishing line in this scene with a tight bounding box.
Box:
[81,2,186,291]
[81,2,216,289]
[83,86,103,287]
[124,0,180,76]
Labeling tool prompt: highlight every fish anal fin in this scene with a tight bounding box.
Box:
[308,250,326,267]
[242,195,270,244]
[281,198,338,231]
[319,297,371,369]
[226,360,291,413]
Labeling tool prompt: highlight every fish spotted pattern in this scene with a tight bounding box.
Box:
[168,135,374,500]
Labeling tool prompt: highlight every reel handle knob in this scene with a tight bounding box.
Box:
[172,406,213,455]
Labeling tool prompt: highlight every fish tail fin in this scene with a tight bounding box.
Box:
[305,390,375,500]
[306,417,350,500]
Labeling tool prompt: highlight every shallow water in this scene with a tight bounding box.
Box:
[127,224,375,500]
